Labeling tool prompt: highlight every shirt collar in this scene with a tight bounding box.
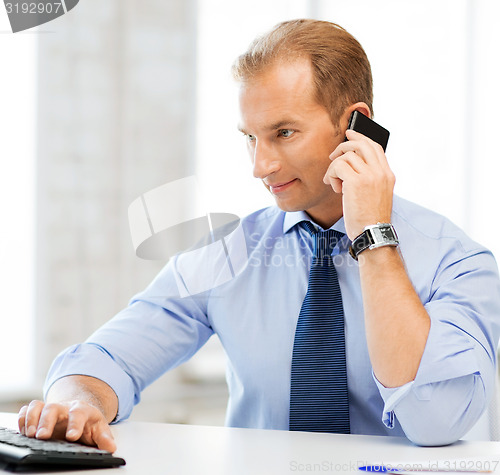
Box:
[283,210,347,235]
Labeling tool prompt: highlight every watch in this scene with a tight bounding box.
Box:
[348,223,399,260]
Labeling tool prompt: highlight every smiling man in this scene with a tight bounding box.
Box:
[238,59,344,227]
[20,19,500,449]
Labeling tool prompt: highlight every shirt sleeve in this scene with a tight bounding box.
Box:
[373,247,500,446]
[43,255,214,422]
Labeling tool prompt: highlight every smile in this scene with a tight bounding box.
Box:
[269,179,297,194]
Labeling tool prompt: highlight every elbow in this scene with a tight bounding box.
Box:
[405,430,461,447]
[402,413,477,447]
[398,374,489,446]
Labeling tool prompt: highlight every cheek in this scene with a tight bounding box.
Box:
[299,161,331,189]
[286,134,337,178]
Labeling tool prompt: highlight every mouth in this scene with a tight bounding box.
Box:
[267,179,297,194]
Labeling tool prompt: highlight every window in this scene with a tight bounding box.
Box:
[195,0,310,218]
[0,15,36,392]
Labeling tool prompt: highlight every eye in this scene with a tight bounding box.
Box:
[278,129,294,138]
[243,133,255,143]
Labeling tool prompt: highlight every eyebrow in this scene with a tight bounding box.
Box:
[238,119,299,135]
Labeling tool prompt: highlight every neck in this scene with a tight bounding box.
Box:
[305,195,343,230]
[305,209,343,230]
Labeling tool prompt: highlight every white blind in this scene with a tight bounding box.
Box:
[0,15,36,392]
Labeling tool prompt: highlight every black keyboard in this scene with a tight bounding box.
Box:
[0,426,126,471]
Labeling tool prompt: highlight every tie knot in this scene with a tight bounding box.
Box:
[301,221,344,258]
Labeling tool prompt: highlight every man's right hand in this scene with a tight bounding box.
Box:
[18,399,117,452]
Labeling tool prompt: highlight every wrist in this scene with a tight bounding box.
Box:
[349,223,399,260]
[357,243,400,265]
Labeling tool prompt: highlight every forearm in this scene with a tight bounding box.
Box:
[358,246,430,388]
[46,375,118,424]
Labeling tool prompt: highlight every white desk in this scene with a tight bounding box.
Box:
[2,412,500,474]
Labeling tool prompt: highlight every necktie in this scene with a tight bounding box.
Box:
[289,221,350,434]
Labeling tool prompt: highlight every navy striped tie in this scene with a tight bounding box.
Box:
[289,221,350,434]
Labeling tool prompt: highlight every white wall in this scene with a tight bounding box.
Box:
[33,0,199,402]
[0,10,36,393]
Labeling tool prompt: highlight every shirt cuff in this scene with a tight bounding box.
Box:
[373,372,414,428]
[43,343,137,423]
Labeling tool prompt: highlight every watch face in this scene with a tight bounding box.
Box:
[350,224,398,259]
[370,224,397,245]
[379,225,394,242]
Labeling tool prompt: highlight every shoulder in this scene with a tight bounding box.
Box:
[391,196,500,303]
[209,206,285,245]
[392,195,483,255]
[238,206,286,237]
[241,205,284,226]
[172,206,285,297]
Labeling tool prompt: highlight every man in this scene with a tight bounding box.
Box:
[19,19,500,450]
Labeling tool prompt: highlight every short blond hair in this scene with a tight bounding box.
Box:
[232,19,373,125]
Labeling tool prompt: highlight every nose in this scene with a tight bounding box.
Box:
[251,140,281,180]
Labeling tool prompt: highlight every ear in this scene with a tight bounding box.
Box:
[347,102,371,118]
[338,102,371,132]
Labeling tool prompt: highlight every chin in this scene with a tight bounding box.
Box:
[272,198,307,213]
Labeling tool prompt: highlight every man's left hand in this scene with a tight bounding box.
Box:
[323,128,395,240]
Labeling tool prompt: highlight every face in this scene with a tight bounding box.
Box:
[238,59,348,228]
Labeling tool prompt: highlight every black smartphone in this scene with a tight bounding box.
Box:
[345,110,390,151]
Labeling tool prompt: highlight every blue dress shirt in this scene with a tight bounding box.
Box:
[45,195,500,446]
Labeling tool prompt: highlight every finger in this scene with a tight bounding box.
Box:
[65,402,93,442]
[36,402,68,439]
[329,141,351,161]
[323,158,358,192]
[337,132,382,165]
[323,153,366,190]
[66,402,115,451]
[323,161,341,189]
[330,129,373,160]
[339,151,369,174]
[346,129,389,165]
[73,408,116,452]
[18,405,28,435]
[345,128,377,144]
[325,175,343,193]
[24,400,45,438]
[92,423,117,453]
[331,129,383,162]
